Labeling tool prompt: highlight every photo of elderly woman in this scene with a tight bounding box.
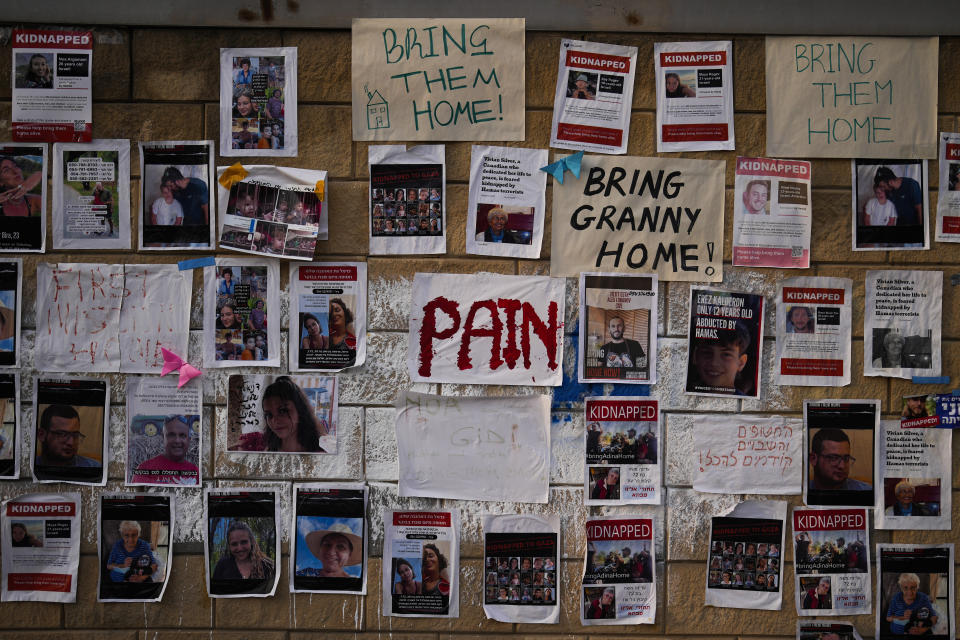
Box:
[0,145,46,251]
[883,478,940,517]
[877,545,953,639]
[98,494,171,602]
[293,484,366,593]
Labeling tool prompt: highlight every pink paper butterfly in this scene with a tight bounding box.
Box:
[161,348,202,388]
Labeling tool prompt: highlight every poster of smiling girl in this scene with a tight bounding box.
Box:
[204,488,280,598]
[382,509,460,617]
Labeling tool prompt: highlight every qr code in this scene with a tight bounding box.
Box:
[791,246,802,257]
[73,121,85,131]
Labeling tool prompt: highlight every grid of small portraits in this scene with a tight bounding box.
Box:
[708,539,781,590]
[215,265,270,362]
[371,187,443,237]
[483,555,558,605]
[224,183,320,258]
[230,55,288,151]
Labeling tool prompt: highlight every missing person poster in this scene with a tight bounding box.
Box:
[578,273,657,384]
[876,420,952,530]
[549,39,637,154]
[98,494,173,602]
[580,516,655,625]
[483,514,560,623]
[936,132,960,241]
[32,377,108,486]
[655,41,734,152]
[551,154,725,280]
[0,260,23,368]
[685,288,764,398]
[227,374,337,454]
[852,159,929,250]
[706,500,786,610]
[352,18,525,141]
[369,145,445,254]
[291,483,367,594]
[876,544,954,639]
[792,507,871,615]
[220,47,297,157]
[0,143,47,252]
[584,397,660,505]
[466,145,548,258]
[125,376,202,487]
[798,621,864,640]
[52,140,130,249]
[901,393,960,429]
[204,258,280,368]
[766,37,938,158]
[141,141,216,250]
[204,488,280,598]
[864,270,942,379]
[12,29,92,143]
[289,262,367,372]
[776,277,853,387]
[804,400,879,508]
[694,415,802,494]
[1,492,81,603]
[407,272,564,386]
[383,509,459,618]
[217,165,325,259]
[733,157,812,267]
[396,391,550,503]
[0,374,20,479]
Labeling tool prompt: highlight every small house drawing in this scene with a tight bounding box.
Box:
[365,87,389,130]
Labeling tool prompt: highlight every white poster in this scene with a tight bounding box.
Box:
[876,544,954,639]
[140,141,216,251]
[694,415,802,495]
[217,165,327,260]
[204,258,281,368]
[204,488,280,598]
[289,262,367,372]
[876,420,952,530]
[654,41,734,152]
[466,145,548,258]
[935,132,960,242]
[732,157,811,268]
[97,494,174,603]
[382,509,459,618]
[291,483,367,594]
[792,507,871,616]
[549,39,637,154]
[580,516,656,625]
[0,373,20,480]
[396,391,551,504]
[797,621,864,640]
[0,143,47,252]
[32,377,109,486]
[705,500,786,611]
[220,47,297,157]
[369,145,445,255]
[52,139,130,249]
[851,159,929,250]
[776,277,853,387]
[1,492,81,603]
[0,260,23,369]
[407,272,564,386]
[584,397,660,505]
[482,514,559,624]
[864,270,942,379]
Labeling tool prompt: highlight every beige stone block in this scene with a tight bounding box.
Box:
[140,633,284,640]
[734,37,764,113]
[305,634,437,640]
[526,32,566,109]
[284,30,352,103]
[93,104,205,163]
[0,596,61,628]
[810,189,887,264]
[313,181,370,257]
[290,586,364,631]
[215,554,292,629]
[626,112,657,157]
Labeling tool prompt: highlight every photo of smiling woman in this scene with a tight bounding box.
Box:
[205,488,280,598]
[292,484,367,593]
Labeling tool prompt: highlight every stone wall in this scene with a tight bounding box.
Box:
[0,25,958,640]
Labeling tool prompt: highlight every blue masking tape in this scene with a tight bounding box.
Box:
[911,376,949,385]
[178,257,217,271]
[249,219,256,232]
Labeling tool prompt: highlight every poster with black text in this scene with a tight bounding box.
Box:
[369,145,445,254]
[580,516,656,625]
[792,507,870,615]
[864,270,941,379]
[53,139,130,249]
[584,397,660,505]
[483,514,559,623]
[383,509,459,618]
[876,420,951,530]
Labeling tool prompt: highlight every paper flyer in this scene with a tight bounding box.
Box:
[289,262,367,372]
[227,374,337,454]
[864,270,942,379]
[217,165,326,260]
[483,514,560,623]
[12,29,92,142]
[0,143,47,252]
[584,397,660,505]
[53,139,130,249]
[580,516,656,625]
[732,157,812,268]
[792,507,871,615]
[654,41,734,152]
[1,492,81,602]
[291,483,367,594]
[396,391,551,503]
[0,373,20,480]
[140,141,216,250]
[876,419,952,530]
[465,145,548,258]
[0,260,23,368]
[204,258,281,368]
[775,277,853,387]
[383,509,459,618]
[369,145,445,255]
[797,621,864,640]
[852,159,929,250]
[935,132,960,241]
[804,400,879,508]
[32,377,109,486]
[204,488,280,598]
[901,393,960,429]
[220,47,297,157]
[549,39,637,154]
[97,494,174,602]
[876,544,954,639]
[705,500,786,610]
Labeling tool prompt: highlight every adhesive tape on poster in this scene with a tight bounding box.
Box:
[315,180,325,200]
[218,162,249,190]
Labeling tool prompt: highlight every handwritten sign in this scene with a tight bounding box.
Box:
[352,18,525,141]
[694,415,802,494]
[395,391,551,503]
[766,37,938,158]
[551,155,724,280]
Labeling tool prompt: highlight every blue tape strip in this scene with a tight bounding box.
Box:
[249,219,256,232]
[178,257,217,271]
[911,376,950,385]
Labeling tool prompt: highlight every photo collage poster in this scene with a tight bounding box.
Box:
[584,397,660,505]
[291,483,367,594]
[0,142,47,252]
[204,488,280,598]
[220,47,297,157]
[876,420,952,530]
[851,159,930,250]
[369,144,445,255]
[0,373,19,479]
[483,514,560,624]
[0,259,22,368]
[804,400,879,508]
[383,509,459,618]
[140,141,216,250]
[204,258,281,368]
[876,544,954,639]
[53,139,130,249]
[580,516,656,625]
[97,494,173,602]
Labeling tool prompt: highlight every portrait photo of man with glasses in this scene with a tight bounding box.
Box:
[804,400,878,508]
[32,377,108,484]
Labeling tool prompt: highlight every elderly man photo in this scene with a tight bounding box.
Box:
[598,316,645,370]
[130,415,200,485]
[808,428,871,494]
[475,206,522,244]
[35,404,101,468]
